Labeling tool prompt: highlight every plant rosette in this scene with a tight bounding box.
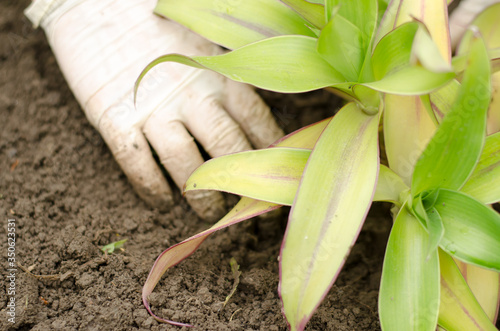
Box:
[138,1,500,330]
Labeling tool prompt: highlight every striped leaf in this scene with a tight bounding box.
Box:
[461,132,500,204]
[433,189,500,271]
[280,102,379,330]
[379,205,440,331]
[137,35,345,94]
[438,250,498,331]
[412,36,491,194]
[184,148,310,205]
[154,0,316,50]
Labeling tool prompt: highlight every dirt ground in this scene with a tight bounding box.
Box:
[0,1,464,330]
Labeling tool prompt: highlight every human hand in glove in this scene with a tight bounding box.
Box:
[25,0,284,221]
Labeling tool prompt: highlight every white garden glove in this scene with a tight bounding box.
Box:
[449,0,500,48]
[25,0,284,221]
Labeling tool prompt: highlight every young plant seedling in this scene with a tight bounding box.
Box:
[101,239,127,255]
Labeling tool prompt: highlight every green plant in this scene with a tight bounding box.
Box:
[101,239,127,254]
[138,1,500,330]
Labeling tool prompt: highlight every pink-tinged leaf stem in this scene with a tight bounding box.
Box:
[438,250,498,331]
[142,197,280,326]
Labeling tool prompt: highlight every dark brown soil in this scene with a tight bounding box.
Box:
[0,1,392,330]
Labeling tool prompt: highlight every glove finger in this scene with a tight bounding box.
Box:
[144,111,226,222]
[184,98,253,157]
[98,111,174,211]
[223,79,284,148]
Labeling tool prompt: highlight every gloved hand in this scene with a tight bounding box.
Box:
[25,0,284,221]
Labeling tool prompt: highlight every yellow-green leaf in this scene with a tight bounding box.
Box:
[454,259,500,323]
[281,0,326,29]
[155,0,316,50]
[271,117,330,148]
[434,189,500,271]
[379,204,440,331]
[412,36,491,194]
[461,131,500,204]
[361,66,454,95]
[185,146,408,208]
[383,95,437,185]
[326,0,378,43]
[280,102,379,330]
[184,148,310,205]
[454,2,500,136]
[452,48,500,75]
[428,79,460,121]
[141,116,331,326]
[137,35,345,94]
[412,27,452,73]
[438,250,498,331]
[317,13,365,82]
[372,22,419,80]
[375,0,450,62]
[374,165,409,205]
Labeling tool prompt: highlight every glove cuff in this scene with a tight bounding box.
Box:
[25,0,81,30]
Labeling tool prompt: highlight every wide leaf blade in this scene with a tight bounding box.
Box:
[379,205,440,331]
[383,95,437,185]
[366,22,454,94]
[371,22,419,80]
[361,65,454,95]
[154,0,316,49]
[184,148,311,205]
[488,70,500,134]
[325,0,378,43]
[185,150,406,208]
[411,27,453,73]
[323,0,378,82]
[317,13,365,82]
[461,131,500,204]
[280,0,326,29]
[434,189,500,271]
[455,2,500,137]
[438,250,498,331]
[428,79,460,121]
[411,36,491,194]
[185,151,412,207]
[452,48,500,75]
[280,103,379,330]
[138,35,345,94]
[270,117,330,148]
[375,0,450,62]
[455,3,500,136]
[454,259,500,323]
[373,165,409,205]
[425,206,445,259]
